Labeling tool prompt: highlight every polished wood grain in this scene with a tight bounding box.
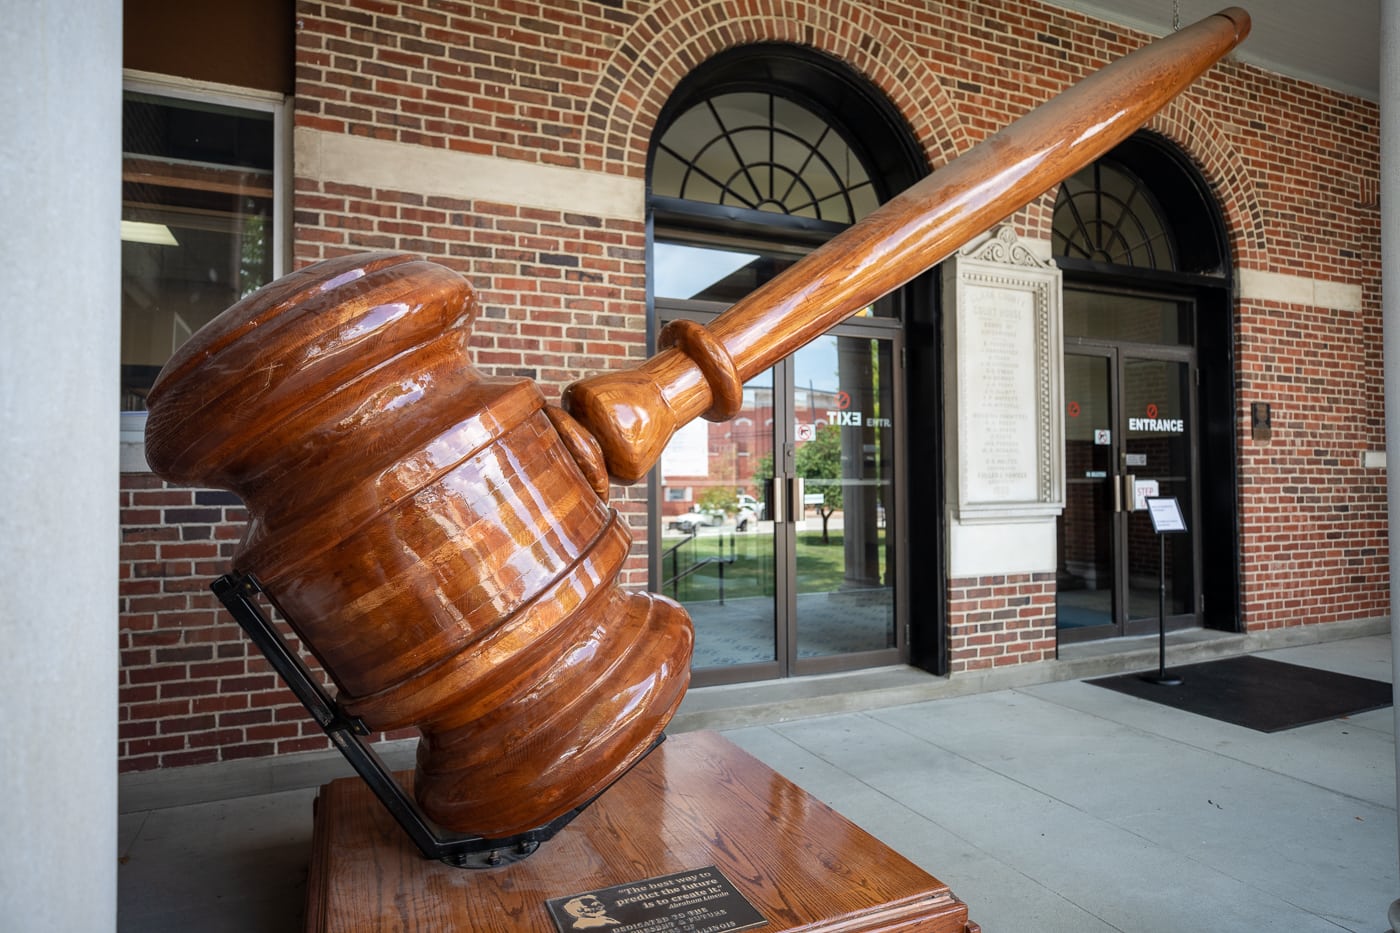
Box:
[142,8,1248,841]
[305,731,980,933]
[144,254,693,837]
[563,7,1251,483]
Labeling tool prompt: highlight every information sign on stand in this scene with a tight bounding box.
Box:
[1146,496,1186,534]
[1142,497,1186,686]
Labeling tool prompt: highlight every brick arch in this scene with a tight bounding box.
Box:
[582,0,970,179]
[1037,94,1266,270]
[1142,94,1269,268]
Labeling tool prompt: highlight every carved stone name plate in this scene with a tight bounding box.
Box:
[943,226,1064,523]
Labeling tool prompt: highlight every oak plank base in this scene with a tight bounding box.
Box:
[305,731,978,933]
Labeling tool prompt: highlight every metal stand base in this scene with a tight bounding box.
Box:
[212,572,650,869]
[1144,532,1183,688]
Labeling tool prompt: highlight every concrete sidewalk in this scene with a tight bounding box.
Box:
[118,633,1398,932]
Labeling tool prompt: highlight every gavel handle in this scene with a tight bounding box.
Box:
[564,7,1251,484]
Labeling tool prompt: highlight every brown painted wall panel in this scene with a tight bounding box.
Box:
[125,0,293,93]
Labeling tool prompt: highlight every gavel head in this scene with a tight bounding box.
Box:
[144,252,693,838]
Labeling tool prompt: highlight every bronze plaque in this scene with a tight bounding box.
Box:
[544,866,766,933]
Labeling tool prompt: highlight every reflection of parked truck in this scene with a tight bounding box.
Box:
[667,506,725,533]
[735,493,764,519]
[734,493,765,531]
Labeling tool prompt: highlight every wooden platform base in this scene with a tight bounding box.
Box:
[305,730,978,932]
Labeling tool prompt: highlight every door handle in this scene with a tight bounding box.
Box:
[1111,473,1138,512]
[767,476,805,524]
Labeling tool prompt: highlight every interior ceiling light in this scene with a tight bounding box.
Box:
[121,220,178,246]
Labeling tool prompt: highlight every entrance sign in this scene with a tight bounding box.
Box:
[944,225,1065,523]
[1129,416,1185,433]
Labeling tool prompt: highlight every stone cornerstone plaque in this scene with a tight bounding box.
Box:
[943,225,1064,523]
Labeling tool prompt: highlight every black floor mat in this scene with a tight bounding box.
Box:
[1088,655,1392,732]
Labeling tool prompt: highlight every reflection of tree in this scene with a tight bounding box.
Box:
[756,445,778,512]
[238,208,268,299]
[697,486,736,514]
[752,450,774,498]
[797,424,843,543]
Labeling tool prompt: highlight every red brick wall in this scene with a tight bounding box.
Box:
[118,475,418,771]
[947,573,1057,673]
[1236,296,1388,629]
[118,0,1382,767]
[1222,32,1385,630]
[292,183,654,548]
[119,475,316,770]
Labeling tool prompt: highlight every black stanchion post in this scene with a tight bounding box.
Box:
[1141,497,1183,687]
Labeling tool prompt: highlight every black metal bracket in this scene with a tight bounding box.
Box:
[211,571,620,869]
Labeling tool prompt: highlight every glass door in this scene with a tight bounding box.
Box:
[658,363,779,675]
[789,332,898,671]
[1058,351,1116,636]
[1058,347,1198,641]
[654,310,902,681]
[1122,357,1197,630]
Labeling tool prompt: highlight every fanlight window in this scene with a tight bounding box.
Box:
[1053,162,1177,270]
[652,92,879,223]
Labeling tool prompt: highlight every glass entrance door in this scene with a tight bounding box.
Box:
[789,333,897,668]
[656,312,901,682]
[1058,347,1198,641]
[1122,357,1196,628]
[1058,351,1115,635]
[658,363,778,672]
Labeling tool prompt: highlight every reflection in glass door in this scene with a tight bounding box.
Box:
[1058,353,1115,634]
[656,316,900,680]
[1122,358,1196,626]
[658,368,778,670]
[791,334,896,664]
[1057,349,1198,640]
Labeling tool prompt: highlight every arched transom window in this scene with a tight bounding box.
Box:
[651,91,879,224]
[1053,161,1177,270]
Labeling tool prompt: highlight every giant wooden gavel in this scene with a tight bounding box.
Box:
[144,8,1248,840]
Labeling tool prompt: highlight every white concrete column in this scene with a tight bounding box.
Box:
[0,2,121,931]
[1384,2,1400,929]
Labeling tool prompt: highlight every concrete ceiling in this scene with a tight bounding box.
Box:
[1045,1,1379,100]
